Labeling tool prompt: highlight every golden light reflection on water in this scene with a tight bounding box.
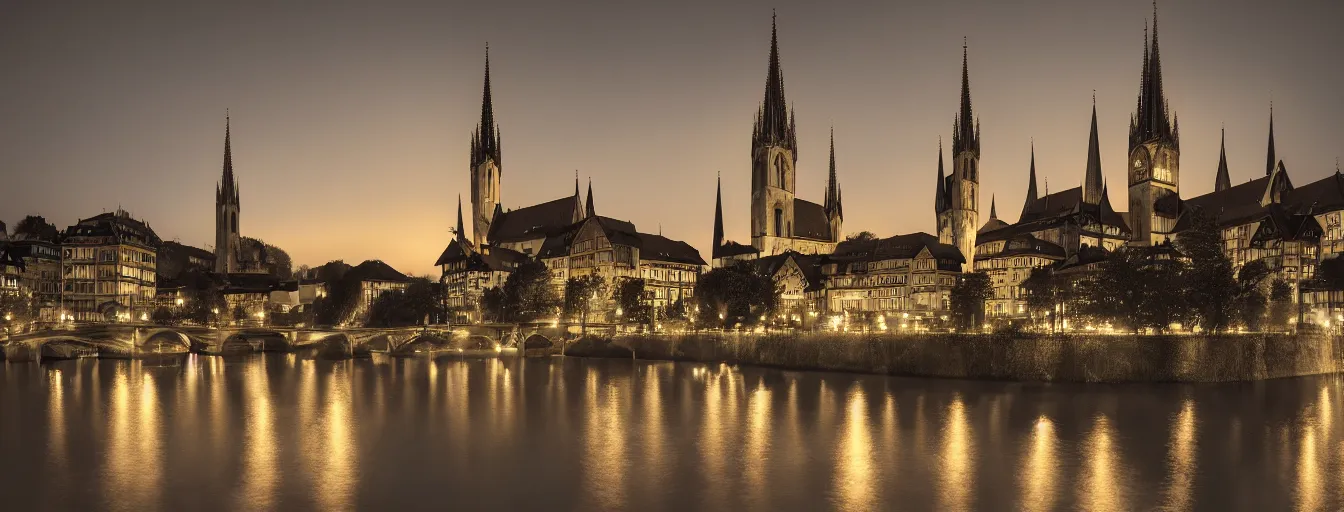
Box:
[48,369,66,471]
[1161,398,1197,511]
[1294,385,1330,512]
[1019,416,1057,512]
[580,365,628,510]
[642,364,666,485]
[744,383,773,508]
[937,394,974,511]
[237,363,277,510]
[1081,414,1126,512]
[700,368,727,507]
[317,363,359,512]
[835,384,875,511]
[102,365,164,510]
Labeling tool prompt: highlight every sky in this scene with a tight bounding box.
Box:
[2,0,1342,277]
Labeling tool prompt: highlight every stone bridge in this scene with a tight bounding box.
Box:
[1,323,565,362]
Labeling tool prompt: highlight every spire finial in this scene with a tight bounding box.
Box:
[1092,89,1096,106]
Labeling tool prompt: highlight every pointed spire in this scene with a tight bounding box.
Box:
[935,138,948,214]
[219,112,237,205]
[1215,127,1232,192]
[753,10,794,150]
[1266,103,1277,176]
[472,45,501,170]
[585,179,596,218]
[837,188,843,220]
[1130,3,1175,150]
[954,38,978,155]
[1022,141,1038,219]
[713,172,724,257]
[456,195,466,243]
[989,195,998,220]
[1084,98,1104,204]
[825,126,839,216]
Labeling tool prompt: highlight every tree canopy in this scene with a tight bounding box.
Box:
[563,274,607,328]
[693,262,779,328]
[501,260,561,322]
[615,278,650,325]
[845,231,878,242]
[365,277,445,327]
[949,271,992,330]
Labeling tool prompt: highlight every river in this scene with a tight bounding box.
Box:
[1,355,1341,511]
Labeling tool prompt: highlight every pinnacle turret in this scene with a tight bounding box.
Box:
[752,11,796,153]
[1129,2,1177,151]
[1084,100,1104,205]
[1022,142,1039,219]
[1266,104,1277,176]
[825,127,841,219]
[585,179,596,218]
[935,139,948,214]
[1215,128,1232,192]
[471,46,502,171]
[952,39,979,156]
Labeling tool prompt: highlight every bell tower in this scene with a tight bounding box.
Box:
[1127,5,1180,246]
[947,40,980,272]
[750,13,798,255]
[470,46,502,248]
[215,114,240,274]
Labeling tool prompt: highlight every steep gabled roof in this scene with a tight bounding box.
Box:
[832,232,965,263]
[792,198,832,241]
[1285,170,1344,213]
[974,233,1066,261]
[63,211,162,248]
[752,251,824,291]
[348,260,410,283]
[715,240,760,259]
[487,195,581,243]
[635,232,706,266]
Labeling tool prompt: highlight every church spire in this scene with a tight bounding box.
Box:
[471,45,501,171]
[953,38,978,156]
[585,179,596,218]
[1022,142,1038,219]
[753,10,795,152]
[1266,103,1277,176]
[713,173,724,258]
[218,113,238,205]
[1215,127,1232,192]
[1129,2,1176,151]
[934,138,948,214]
[989,195,998,220]
[456,195,466,243]
[1084,97,1104,204]
[826,127,840,217]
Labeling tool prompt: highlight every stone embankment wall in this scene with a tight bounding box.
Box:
[576,332,1344,383]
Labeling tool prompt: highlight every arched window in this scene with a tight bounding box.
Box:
[775,153,787,189]
[230,212,237,234]
[774,208,783,237]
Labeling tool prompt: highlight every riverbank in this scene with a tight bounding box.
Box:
[565,332,1344,382]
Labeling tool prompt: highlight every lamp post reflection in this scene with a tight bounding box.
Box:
[1019,416,1057,512]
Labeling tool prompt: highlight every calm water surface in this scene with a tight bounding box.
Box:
[1,355,1342,511]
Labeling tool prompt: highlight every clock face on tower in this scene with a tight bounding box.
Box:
[1130,148,1151,184]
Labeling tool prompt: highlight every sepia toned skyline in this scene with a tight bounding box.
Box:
[3,0,1342,275]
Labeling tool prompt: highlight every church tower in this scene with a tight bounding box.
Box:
[470,46,502,248]
[750,13,798,254]
[1127,5,1180,246]
[941,41,979,272]
[215,114,241,274]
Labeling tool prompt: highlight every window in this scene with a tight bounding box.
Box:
[231,212,238,234]
[774,209,783,237]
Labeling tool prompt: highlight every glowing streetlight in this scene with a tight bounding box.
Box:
[139,313,148,322]
[3,313,11,321]
[175,298,184,306]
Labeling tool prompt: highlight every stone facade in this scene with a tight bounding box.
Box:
[60,210,161,322]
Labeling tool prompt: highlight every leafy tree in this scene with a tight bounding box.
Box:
[693,262,779,328]
[1022,267,1058,329]
[314,273,360,326]
[949,271,992,330]
[232,304,248,323]
[502,260,561,322]
[151,306,177,326]
[662,298,688,321]
[365,277,445,327]
[11,215,59,241]
[1268,279,1293,330]
[615,278,651,325]
[481,287,506,323]
[564,274,607,333]
[845,231,878,242]
[1234,260,1272,331]
[1176,210,1237,331]
[242,237,293,280]
[0,292,39,331]
[1085,247,1187,332]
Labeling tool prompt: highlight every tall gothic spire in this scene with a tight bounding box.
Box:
[1215,127,1232,192]
[713,173,725,257]
[1265,103,1277,176]
[953,38,979,156]
[585,179,596,218]
[218,113,238,205]
[825,127,840,217]
[471,45,501,170]
[1084,98,1104,204]
[1129,2,1176,151]
[1022,142,1038,219]
[935,138,948,214]
[753,11,796,152]
[989,195,998,220]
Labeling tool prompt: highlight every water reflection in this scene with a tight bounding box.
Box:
[1019,416,1057,512]
[937,394,975,511]
[3,356,1344,511]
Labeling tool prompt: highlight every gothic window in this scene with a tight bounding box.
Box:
[774,209,783,237]
[775,153,787,189]
[230,212,237,234]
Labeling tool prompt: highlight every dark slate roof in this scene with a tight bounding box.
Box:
[792,198,832,241]
[974,233,1066,261]
[714,240,760,259]
[437,239,530,273]
[348,260,410,283]
[487,195,580,243]
[752,251,824,291]
[434,239,475,266]
[1286,171,1344,213]
[635,232,706,266]
[63,210,162,247]
[161,241,214,261]
[0,244,27,272]
[538,226,578,259]
[222,272,282,295]
[982,184,1129,244]
[978,217,1009,234]
[831,232,965,263]
[3,239,59,261]
[1018,187,1083,223]
[1175,176,1273,231]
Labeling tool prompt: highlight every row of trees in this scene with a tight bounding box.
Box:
[1018,211,1296,333]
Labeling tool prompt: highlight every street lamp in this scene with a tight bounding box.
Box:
[175,298,184,306]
